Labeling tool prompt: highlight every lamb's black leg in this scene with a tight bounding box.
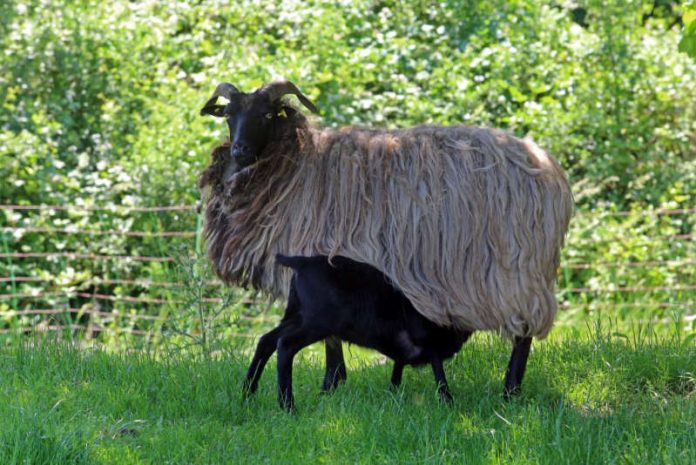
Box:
[321,336,346,392]
[390,361,405,388]
[503,336,533,399]
[277,329,323,412]
[430,355,453,404]
[243,325,286,397]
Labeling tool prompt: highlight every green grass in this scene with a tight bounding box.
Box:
[1,325,694,465]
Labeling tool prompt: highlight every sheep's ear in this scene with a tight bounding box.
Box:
[260,80,319,114]
[200,101,226,117]
[200,82,240,117]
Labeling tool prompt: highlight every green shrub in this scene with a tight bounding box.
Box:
[0,0,693,341]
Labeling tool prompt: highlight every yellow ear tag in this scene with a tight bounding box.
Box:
[277,109,287,118]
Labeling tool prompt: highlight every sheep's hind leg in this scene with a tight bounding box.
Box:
[503,336,532,399]
[277,329,324,412]
[321,336,347,393]
[243,324,286,397]
[390,361,405,389]
[430,356,453,404]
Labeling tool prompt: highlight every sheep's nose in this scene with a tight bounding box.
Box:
[231,142,251,159]
[230,142,256,166]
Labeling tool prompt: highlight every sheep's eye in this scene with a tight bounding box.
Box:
[264,112,273,120]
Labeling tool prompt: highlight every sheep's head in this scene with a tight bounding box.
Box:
[200,80,318,168]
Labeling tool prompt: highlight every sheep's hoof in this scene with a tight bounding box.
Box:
[241,380,256,399]
[503,385,521,401]
[280,402,296,414]
[321,364,348,394]
[321,368,347,393]
[279,393,296,413]
[438,388,454,405]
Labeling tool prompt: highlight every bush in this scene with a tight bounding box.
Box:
[0,0,693,339]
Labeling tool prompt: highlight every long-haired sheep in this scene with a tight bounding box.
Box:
[199,80,573,397]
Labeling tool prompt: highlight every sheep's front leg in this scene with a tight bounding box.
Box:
[503,336,532,399]
[277,329,322,412]
[430,355,453,404]
[321,336,346,392]
[243,324,286,397]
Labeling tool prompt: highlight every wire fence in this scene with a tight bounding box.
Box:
[1,203,694,341]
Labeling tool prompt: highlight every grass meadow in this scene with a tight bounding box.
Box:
[1,322,694,465]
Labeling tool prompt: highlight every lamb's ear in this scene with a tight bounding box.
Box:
[200,82,240,117]
[260,80,319,114]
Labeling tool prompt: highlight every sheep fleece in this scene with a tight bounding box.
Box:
[202,124,573,339]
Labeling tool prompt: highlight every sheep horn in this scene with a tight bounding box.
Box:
[200,83,240,117]
[260,80,319,114]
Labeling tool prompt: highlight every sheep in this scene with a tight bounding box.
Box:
[243,254,472,411]
[199,80,573,397]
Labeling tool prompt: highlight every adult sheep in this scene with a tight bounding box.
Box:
[199,80,573,397]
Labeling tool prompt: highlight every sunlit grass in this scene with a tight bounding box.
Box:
[1,322,694,465]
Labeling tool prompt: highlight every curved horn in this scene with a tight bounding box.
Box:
[200,82,240,117]
[260,80,319,114]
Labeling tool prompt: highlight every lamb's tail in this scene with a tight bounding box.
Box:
[276,254,358,273]
[275,254,321,270]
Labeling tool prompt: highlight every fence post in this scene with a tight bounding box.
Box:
[195,210,203,255]
[1,233,18,309]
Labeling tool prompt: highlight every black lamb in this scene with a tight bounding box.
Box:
[243,254,472,411]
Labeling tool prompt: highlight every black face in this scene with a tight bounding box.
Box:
[202,80,318,169]
[223,93,278,167]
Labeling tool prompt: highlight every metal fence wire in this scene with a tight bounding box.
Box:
[0,204,694,339]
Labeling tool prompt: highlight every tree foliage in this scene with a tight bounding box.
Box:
[679,1,696,57]
[1,0,693,209]
[0,0,693,334]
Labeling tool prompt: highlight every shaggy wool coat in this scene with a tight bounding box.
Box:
[200,118,573,339]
